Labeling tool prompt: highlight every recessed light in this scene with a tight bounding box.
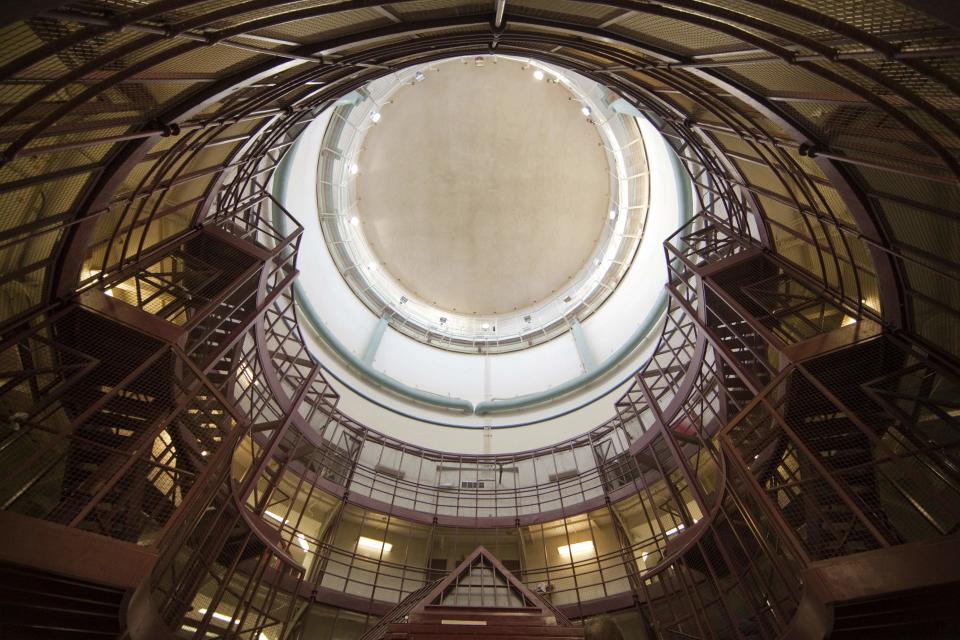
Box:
[349,216,359,226]
[348,163,358,175]
[609,209,617,220]
[581,106,591,117]
[414,71,426,82]
[357,536,392,555]
[533,69,544,80]
[558,541,594,559]
[481,322,490,330]
[370,111,381,123]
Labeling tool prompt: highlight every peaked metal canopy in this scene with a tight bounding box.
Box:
[413,545,553,616]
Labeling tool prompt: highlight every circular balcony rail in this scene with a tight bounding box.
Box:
[1,3,959,640]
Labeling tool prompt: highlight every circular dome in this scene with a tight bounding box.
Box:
[280,56,682,434]
[313,58,651,355]
[357,59,609,315]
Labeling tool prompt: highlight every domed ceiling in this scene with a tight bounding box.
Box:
[278,57,680,428]
[357,58,609,316]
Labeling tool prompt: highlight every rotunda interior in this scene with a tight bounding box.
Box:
[0,2,959,640]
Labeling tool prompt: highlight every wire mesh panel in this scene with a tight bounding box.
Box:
[723,334,960,561]
[0,2,959,638]
[0,307,241,544]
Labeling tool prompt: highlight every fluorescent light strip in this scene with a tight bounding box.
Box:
[197,610,268,640]
[198,609,236,626]
[557,540,594,559]
[357,536,392,554]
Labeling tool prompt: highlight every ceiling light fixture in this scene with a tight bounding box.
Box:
[609,209,617,220]
[198,610,269,640]
[370,111,381,123]
[414,70,426,82]
[558,540,595,559]
[357,536,392,555]
[581,105,592,117]
[348,163,359,175]
[533,69,544,81]
[199,609,237,626]
[349,216,360,226]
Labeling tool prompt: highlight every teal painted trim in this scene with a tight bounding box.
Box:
[272,149,473,413]
[570,319,596,372]
[272,117,693,420]
[269,125,301,225]
[294,281,474,413]
[474,139,694,416]
[474,295,667,415]
[362,313,389,365]
[669,136,694,228]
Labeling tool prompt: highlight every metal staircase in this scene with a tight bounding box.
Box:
[363,547,583,640]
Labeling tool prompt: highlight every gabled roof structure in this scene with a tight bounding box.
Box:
[362,547,582,640]
[413,546,558,617]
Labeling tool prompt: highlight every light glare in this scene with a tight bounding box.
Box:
[558,540,595,559]
[357,536,392,555]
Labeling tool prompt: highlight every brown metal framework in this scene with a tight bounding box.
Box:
[1,2,959,640]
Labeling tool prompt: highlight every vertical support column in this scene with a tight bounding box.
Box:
[570,319,596,373]
[362,313,389,365]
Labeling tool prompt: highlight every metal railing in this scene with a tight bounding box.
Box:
[722,335,960,563]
